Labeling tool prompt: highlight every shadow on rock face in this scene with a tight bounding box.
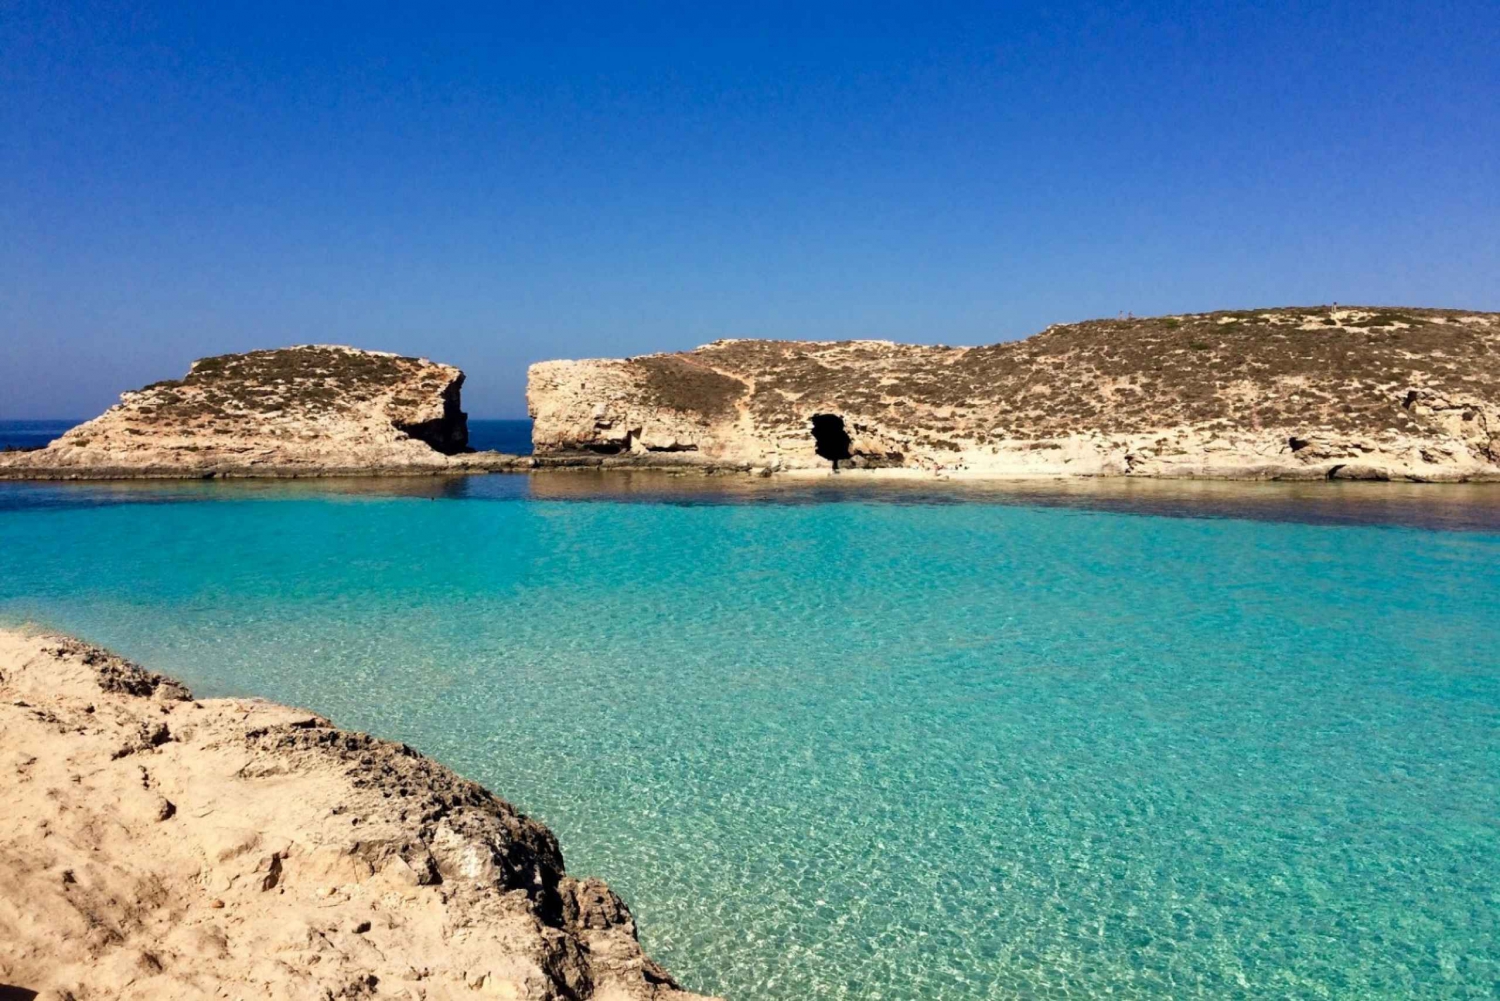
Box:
[396,375,470,454]
[811,414,853,467]
[0,985,40,1001]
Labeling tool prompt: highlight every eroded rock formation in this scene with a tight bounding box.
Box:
[0,346,516,478]
[528,307,1500,480]
[0,628,715,1001]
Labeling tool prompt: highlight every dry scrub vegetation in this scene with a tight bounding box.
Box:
[131,346,455,426]
[618,308,1499,445]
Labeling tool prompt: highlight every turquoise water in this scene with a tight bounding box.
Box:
[1,477,1497,999]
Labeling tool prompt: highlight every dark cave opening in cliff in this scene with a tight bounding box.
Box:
[393,380,470,455]
[811,414,853,469]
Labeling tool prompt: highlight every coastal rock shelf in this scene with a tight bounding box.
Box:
[0,629,714,1001]
[528,307,1500,481]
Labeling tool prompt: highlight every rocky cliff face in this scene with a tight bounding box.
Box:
[528,307,1500,481]
[0,629,715,1000]
[0,346,507,478]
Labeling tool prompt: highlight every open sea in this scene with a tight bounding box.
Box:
[1,463,1497,999]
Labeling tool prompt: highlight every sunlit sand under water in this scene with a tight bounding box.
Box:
[1,474,1497,998]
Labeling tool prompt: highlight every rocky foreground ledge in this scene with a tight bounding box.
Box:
[529,307,1500,481]
[0,629,714,1001]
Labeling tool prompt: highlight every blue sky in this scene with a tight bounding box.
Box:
[4,1,1496,418]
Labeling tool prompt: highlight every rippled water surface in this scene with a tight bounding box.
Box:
[1,475,1497,999]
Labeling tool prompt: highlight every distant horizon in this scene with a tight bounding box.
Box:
[6,1,1497,419]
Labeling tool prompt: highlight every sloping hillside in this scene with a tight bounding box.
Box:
[528,307,1500,480]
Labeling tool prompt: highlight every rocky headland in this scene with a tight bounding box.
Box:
[0,628,714,1001]
[0,346,521,480]
[6,308,1499,482]
[529,307,1500,481]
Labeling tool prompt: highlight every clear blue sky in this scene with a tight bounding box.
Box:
[4,1,1496,418]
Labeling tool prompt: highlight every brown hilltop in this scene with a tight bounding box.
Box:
[528,307,1500,481]
[131,346,469,451]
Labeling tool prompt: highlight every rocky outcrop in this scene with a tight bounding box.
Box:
[0,628,715,1001]
[0,346,519,479]
[527,307,1500,481]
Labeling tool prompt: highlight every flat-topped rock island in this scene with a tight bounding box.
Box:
[0,346,525,479]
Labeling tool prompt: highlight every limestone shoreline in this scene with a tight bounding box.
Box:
[0,627,715,1001]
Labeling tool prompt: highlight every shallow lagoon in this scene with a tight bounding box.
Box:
[2,474,1497,999]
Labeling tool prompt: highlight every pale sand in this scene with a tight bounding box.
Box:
[0,628,715,1001]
